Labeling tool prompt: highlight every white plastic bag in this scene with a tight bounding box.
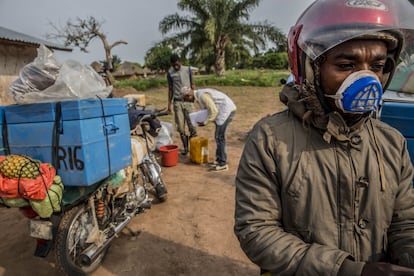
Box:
[9,44,112,103]
[155,122,174,150]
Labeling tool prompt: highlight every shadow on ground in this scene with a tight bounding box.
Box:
[0,210,257,276]
[94,231,258,276]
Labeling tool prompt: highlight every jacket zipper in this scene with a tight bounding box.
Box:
[347,143,359,260]
[336,132,359,259]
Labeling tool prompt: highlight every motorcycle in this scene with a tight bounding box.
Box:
[10,99,169,275]
[127,97,169,202]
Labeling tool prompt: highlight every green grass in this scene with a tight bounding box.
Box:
[114,69,290,91]
[115,78,166,91]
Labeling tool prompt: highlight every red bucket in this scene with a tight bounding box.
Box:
[158,144,179,167]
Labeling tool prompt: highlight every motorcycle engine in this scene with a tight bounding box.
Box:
[125,184,148,211]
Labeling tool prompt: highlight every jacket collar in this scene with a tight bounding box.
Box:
[280,84,368,147]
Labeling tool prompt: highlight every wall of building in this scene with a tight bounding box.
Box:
[0,76,16,105]
[0,44,37,105]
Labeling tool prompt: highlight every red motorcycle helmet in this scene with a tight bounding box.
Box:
[288,0,414,88]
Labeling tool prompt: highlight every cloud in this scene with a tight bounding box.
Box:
[0,0,314,64]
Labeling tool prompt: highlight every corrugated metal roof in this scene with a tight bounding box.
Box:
[0,26,72,52]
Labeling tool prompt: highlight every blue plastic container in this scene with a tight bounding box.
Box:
[380,101,414,138]
[3,98,132,186]
[380,100,414,167]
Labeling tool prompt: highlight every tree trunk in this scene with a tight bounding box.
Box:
[104,48,115,84]
[214,39,226,77]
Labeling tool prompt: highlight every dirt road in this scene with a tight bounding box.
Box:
[0,86,282,276]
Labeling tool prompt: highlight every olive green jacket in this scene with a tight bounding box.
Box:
[234,86,414,275]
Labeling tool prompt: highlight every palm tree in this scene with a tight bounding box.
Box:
[159,0,285,77]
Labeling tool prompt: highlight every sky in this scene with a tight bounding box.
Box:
[0,0,315,65]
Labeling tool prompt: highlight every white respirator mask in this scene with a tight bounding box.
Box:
[324,70,383,114]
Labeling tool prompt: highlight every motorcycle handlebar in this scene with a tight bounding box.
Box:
[156,110,169,117]
[136,108,168,123]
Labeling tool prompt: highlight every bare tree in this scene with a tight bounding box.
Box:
[47,16,127,84]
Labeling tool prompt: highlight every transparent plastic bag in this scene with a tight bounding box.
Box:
[9,44,112,103]
[155,122,174,150]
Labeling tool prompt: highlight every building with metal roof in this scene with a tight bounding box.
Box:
[0,26,72,52]
[0,26,72,104]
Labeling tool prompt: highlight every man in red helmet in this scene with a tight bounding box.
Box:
[234,0,414,275]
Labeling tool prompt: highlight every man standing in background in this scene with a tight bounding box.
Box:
[167,54,197,155]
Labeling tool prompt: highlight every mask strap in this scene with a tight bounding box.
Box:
[308,55,333,113]
[381,56,395,88]
[383,57,395,74]
[315,86,333,113]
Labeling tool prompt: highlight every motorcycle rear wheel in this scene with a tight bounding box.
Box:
[54,204,108,275]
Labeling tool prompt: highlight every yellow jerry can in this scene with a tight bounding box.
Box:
[190,137,209,164]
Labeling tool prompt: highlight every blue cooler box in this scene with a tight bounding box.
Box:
[3,98,132,186]
[380,92,414,167]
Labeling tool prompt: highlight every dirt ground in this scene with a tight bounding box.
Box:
[0,86,284,276]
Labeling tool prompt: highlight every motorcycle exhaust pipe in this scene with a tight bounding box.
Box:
[79,215,133,266]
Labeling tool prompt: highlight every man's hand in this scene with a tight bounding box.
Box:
[362,262,414,276]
